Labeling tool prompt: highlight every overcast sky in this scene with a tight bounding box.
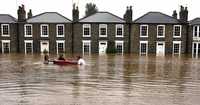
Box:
[0,0,199,20]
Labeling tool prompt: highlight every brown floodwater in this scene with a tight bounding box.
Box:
[0,54,200,105]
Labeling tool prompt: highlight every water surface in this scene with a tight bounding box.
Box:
[0,54,200,105]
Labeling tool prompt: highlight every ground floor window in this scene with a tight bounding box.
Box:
[173,41,181,55]
[56,40,65,54]
[24,40,33,54]
[192,42,200,57]
[82,40,91,54]
[140,41,148,55]
[115,41,124,54]
[1,40,10,53]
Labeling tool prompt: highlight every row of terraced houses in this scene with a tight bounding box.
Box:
[0,5,200,57]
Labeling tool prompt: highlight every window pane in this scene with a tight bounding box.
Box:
[173,43,180,54]
[83,43,90,53]
[2,25,9,35]
[174,26,181,37]
[26,43,32,53]
[26,26,32,35]
[116,43,123,53]
[158,26,164,37]
[141,26,147,37]
[84,28,90,36]
[3,43,10,53]
[42,25,48,35]
[100,28,106,36]
[140,43,147,54]
[194,26,198,37]
[58,43,64,53]
[58,26,64,36]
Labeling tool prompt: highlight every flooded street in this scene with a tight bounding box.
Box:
[0,54,200,105]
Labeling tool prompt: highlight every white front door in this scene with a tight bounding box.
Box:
[156,42,165,56]
[40,41,49,53]
[99,41,107,54]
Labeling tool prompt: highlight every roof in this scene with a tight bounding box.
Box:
[190,18,200,25]
[79,12,125,23]
[0,14,17,23]
[134,12,180,24]
[27,12,71,23]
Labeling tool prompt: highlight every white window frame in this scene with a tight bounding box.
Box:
[115,24,124,37]
[82,40,91,54]
[1,40,10,53]
[173,25,182,38]
[99,24,107,37]
[140,41,148,55]
[24,40,33,54]
[40,24,49,37]
[1,24,10,37]
[115,40,124,54]
[140,25,148,37]
[24,24,32,37]
[157,25,165,38]
[173,41,181,55]
[193,25,200,40]
[192,42,200,57]
[83,24,91,37]
[56,24,65,37]
[56,40,65,54]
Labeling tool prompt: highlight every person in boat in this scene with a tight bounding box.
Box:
[77,56,86,65]
[58,54,65,60]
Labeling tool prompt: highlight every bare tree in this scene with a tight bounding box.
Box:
[85,3,98,17]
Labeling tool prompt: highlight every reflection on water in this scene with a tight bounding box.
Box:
[0,54,200,105]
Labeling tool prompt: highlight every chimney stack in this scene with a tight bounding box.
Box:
[27,9,33,19]
[123,6,133,23]
[72,3,79,22]
[172,10,177,19]
[17,4,26,22]
[179,5,188,23]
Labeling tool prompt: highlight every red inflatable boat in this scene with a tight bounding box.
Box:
[53,60,78,65]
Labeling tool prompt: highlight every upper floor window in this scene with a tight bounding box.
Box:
[140,25,148,37]
[193,25,200,38]
[173,25,181,38]
[40,24,49,37]
[1,24,9,37]
[56,24,65,37]
[157,25,165,38]
[24,24,32,37]
[116,24,124,37]
[83,24,91,37]
[99,24,107,37]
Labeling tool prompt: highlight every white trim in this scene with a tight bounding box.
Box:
[98,41,108,54]
[24,40,33,54]
[193,25,200,40]
[83,24,91,37]
[56,24,65,37]
[192,42,200,57]
[173,25,182,38]
[140,41,148,55]
[40,40,49,53]
[115,24,124,37]
[173,41,181,55]
[140,25,148,37]
[157,25,165,38]
[99,24,107,37]
[115,40,124,54]
[40,24,49,37]
[1,24,10,37]
[82,40,91,54]
[56,40,65,54]
[1,40,10,53]
[24,24,32,37]
[156,41,165,55]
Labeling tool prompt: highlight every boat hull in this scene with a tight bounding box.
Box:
[53,60,78,65]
